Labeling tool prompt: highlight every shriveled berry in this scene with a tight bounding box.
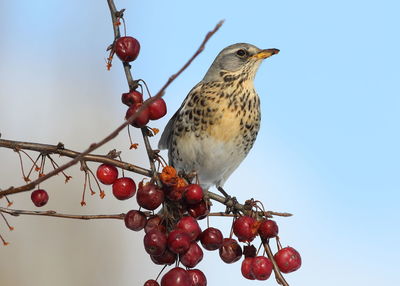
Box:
[187,269,207,286]
[233,216,260,242]
[219,238,242,264]
[137,182,164,210]
[200,227,223,251]
[258,219,279,239]
[115,36,140,62]
[161,267,190,286]
[251,256,273,280]
[124,210,147,231]
[241,257,255,280]
[168,229,191,254]
[184,184,203,204]
[122,90,143,106]
[126,103,150,128]
[180,241,203,268]
[96,163,118,185]
[176,216,201,241]
[274,247,302,273]
[31,189,49,207]
[112,177,136,200]
[148,98,167,120]
[143,229,167,256]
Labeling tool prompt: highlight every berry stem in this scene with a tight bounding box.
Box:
[262,238,289,286]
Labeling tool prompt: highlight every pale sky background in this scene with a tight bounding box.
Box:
[0,0,399,285]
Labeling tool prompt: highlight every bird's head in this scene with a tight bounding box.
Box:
[203,43,279,83]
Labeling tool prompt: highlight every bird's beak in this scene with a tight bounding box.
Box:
[252,48,280,60]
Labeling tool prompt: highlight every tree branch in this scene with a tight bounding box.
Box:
[0,207,125,220]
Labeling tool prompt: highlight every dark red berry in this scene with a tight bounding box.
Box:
[122,90,143,106]
[251,256,273,280]
[167,229,191,254]
[243,244,257,258]
[219,238,242,264]
[200,227,223,251]
[233,216,260,242]
[148,98,167,120]
[258,219,279,239]
[143,229,167,256]
[161,267,190,286]
[184,184,203,204]
[115,36,140,62]
[136,182,164,210]
[176,216,201,241]
[144,280,159,286]
[112,177,136,200]
[187,269,207,286]
[96,163,118,185]
[274,247,302,273]
[124,210,147,231]
[180,241,203,268]
[241,257,255,280]
[145,215,166,234]
[31,189,49,207]
[150,248,177,265]
[187,201,209,220]
[125,103,150,128]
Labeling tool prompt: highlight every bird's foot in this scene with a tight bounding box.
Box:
[218,187,238,214]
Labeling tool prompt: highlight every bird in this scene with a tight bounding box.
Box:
[158,43,279,191]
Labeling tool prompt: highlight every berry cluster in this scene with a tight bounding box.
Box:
[95,164,301,285]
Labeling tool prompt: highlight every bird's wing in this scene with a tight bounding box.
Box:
[158,82,203,150]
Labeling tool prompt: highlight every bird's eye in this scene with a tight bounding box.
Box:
[236,49,248,57]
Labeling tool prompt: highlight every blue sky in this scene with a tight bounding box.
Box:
[0,1,399,285]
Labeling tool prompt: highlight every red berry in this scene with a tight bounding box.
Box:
[143,229,167,256]
[274,247,302,273]
[180,241,203,268]
[145,215,166,234]
[187,201,209,220]
[187,269,207,286]
[184,184,203,204]
[176,216,201,241]
[122,90,143,106]
[31,189,49,207]
[115,36,140,62]
[96,163,118,185]
[167,229,191,254]
[148,98,167,120]
[144,280,159,286]
[136,182,164,210]
[161,267,190,286]
[112,177,136,200]
[258,219,279,239]
[150,248,177,265]
[241,257,255,280]
[219,238,242,264]
[233,216,260,242]
[125,103,150,128]
[124,210,147,231]
[199,227,223,251]
[251,256,273,280]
